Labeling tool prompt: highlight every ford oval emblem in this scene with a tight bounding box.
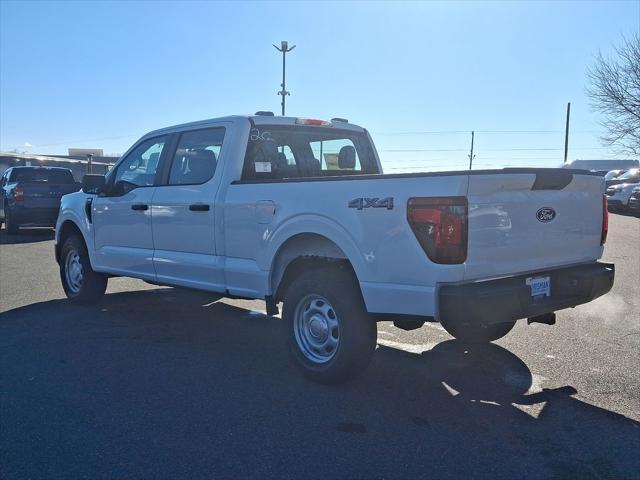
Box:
[536,207,556,223]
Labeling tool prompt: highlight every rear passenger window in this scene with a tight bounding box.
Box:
[168,128,225,185]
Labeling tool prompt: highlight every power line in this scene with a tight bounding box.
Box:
[374,129,600,136]
[380,146,609,153]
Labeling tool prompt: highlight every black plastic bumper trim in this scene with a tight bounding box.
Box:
[438,262,615,326]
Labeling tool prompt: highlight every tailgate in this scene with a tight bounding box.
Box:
[464,170,605,280]
[21,183,78,209]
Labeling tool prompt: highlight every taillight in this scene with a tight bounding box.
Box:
[14,187,24,202]
[407,197,468,264]
[601,194,608,245]
[295,118,332,126]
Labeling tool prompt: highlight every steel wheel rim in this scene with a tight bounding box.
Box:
[293,294,340,364]
[64,249,83,294]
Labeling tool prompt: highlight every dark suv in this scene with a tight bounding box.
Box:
[0,166,80,234]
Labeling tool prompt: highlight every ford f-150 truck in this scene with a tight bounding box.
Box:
[1,166,80,234]
[55,114,614,383]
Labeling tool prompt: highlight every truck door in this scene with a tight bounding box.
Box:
[92,135,167,280]
[150,126,227,291]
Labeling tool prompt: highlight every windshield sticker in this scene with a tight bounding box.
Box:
[254,161,272,173]
[250,129,273,142]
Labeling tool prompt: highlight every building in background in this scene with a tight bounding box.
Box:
[0,151,119,180]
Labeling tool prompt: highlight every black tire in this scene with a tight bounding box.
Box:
[283,265,377,384]
[60,234,107,304]
[5,207,19,234]
[440,318,516,343]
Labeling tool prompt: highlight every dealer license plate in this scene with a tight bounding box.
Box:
[526,275,551,298]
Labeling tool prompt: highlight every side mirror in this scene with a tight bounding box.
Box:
[82,174,106,194]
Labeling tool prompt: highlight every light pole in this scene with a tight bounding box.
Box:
[273,41,295,116]
[468,131,475,170]
[563,102,571,164]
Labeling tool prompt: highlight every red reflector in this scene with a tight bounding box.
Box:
[407,197,468,264]
[14,187,24,202]
[295,118,332,126]
[601,194,608,245]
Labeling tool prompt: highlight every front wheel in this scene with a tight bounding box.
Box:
[283,265,377,384]
[60,234,107,304]
[440,318,516,343]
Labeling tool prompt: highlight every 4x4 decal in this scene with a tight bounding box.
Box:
[348,197,394,210]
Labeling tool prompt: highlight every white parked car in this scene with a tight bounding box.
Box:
[55,114,615,383]
[606,182,640,211]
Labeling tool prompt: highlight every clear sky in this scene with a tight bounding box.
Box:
[1,0,638,171]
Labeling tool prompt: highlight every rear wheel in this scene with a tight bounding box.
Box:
[283,265,377,384]
[60,234,107,304]
[4,207,19,234]
[440,318,516,343]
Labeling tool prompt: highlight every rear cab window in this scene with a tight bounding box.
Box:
[9,168,75,183]
[241,125,379,181]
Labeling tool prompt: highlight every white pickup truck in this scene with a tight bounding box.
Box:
[55,114,614,383]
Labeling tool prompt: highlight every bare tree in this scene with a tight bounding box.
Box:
[587,34,640,157]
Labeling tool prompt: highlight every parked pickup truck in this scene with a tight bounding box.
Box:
[1,166,80,234]
[55,114,615,383]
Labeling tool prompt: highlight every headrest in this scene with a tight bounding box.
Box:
[338,145,356,169]
[258,140,279,160]
[191,149,216,162]
[148,152,160,166]
[184,149,216,182]
[275,152,288,167]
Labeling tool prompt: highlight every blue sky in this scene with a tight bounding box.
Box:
[1,0,638,171]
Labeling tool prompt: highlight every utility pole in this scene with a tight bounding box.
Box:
[563,102,571,163]
[273,41,296,116]
[468,131,475,170]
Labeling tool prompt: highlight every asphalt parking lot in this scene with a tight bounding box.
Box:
[1,214,639,479]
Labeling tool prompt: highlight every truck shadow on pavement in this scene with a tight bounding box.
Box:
[0,228,54,245]
[1,287,639,480]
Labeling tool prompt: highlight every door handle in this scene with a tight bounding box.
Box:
[189,204,210,211]
[131,203,149,211]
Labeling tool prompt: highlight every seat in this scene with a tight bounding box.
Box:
[273,151,299,179]
[338,146,356,169]
[182,149,216,184]
[303,157,321,177]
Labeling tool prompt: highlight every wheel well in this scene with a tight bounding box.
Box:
[271,233,359,302]
[56,221,84,264]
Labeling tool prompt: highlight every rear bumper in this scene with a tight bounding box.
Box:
[438,262,615,325]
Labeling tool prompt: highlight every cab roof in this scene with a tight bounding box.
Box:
[143,115,365,140]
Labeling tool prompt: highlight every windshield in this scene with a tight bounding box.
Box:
[618,168,639,181]
[604,170,621,180]
[242,125,379,180]
[9,168,75,183]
